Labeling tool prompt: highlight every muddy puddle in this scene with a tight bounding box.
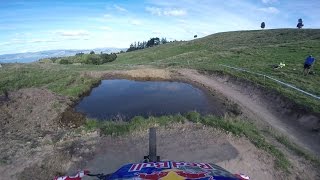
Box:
[75,79,226,120]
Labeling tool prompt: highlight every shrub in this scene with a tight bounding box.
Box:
[100,53,117,63]
[85,55,101,65]
[59,59,69,64]
[185,111,201,123]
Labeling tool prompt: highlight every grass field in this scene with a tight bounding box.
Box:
[0,28,319,111]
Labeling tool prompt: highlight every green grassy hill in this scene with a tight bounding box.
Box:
[115,28,320,112]
[1,29,319,112]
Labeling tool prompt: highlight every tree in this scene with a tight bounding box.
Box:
[126,43,136,52]
[154,37,160,45]
[261,22,265,29]
[110,53,117,61]
[90,50,95,54]
[100,53,117,63]
[146,38,154,47]
[146,37,160,47]
[59,59,69,64]
[76,52,84,56]
[85,55,100,64]
[297,18,304,29]
[161,37,168,44]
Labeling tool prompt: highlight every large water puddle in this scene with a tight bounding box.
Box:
[75,79,225,120]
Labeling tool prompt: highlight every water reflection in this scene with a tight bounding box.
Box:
[75,79,216,120]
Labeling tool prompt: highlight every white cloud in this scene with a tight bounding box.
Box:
[56,30,90,37]
[10,38,24,43]
[0,38,58,53]
[99,26,112,31]
[145,7,162,16]
[258,7,280,14]
[0,38,27,46]
[103,14,112,18]
[0,42,12,46]
[63,38,88,41]
[130,19,142,25]
[114,4,128,12]
[262,0,278,4]
[152,30,162,35]
[145,6,187,16]
[163,9,187,16]
[28,39,57,43]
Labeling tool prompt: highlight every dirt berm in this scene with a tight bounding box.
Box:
[177,69,320,157]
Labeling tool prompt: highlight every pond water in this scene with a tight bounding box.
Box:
[75,79,223,120]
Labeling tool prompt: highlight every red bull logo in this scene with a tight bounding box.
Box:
[129,161,213,172]
[138,171,169,179]
[129,162,170,172]
[176,171,207,179]
[138,170,210,180]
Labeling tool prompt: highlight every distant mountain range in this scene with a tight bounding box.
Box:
[0,48,126,63]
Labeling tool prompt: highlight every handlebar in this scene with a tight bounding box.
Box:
[87,173,110,180]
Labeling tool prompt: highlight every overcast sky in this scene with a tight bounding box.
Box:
[0,0,319,54]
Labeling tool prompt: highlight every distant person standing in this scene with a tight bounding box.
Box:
[303,55,316,75]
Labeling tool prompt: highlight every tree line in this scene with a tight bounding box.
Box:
[127,37,169,52]
[41,51,117,65]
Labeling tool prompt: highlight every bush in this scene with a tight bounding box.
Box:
[76,52,84,56]
[185,111,201,123]
[85,55,102,65]
[84,119,99,131]
[53,52,117,65]
[59,59,69,64]
[101,53,117,63]
[38,58,52,63]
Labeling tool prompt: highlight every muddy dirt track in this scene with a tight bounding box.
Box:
[0,68,319,180]
[177,69,320,156]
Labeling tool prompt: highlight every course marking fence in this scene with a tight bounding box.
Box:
[220,64,320,100]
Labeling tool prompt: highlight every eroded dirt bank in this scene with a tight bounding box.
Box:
[0,68,319,180]
[177,69,320,156]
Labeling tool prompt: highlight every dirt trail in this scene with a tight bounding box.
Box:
[70,123,286,180]
[178,69,320,156]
